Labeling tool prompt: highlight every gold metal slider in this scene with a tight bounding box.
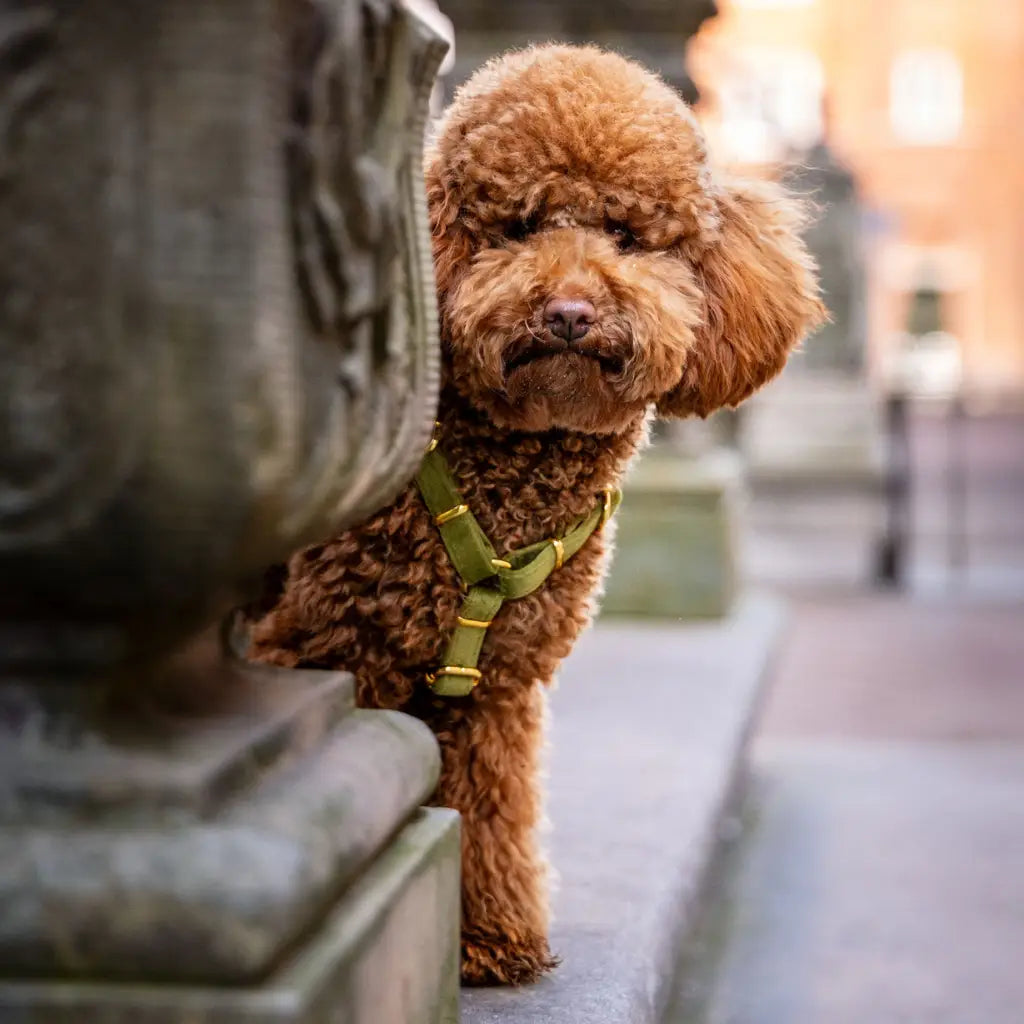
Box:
[435,504,469,526]
[457,616,493,629]
[550,537,565,570]
[426,421,442,452]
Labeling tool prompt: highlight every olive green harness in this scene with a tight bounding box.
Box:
[416,436,621,697]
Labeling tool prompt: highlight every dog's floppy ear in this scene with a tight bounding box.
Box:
[657,177,825,419]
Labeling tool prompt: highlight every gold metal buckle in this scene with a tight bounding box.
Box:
[435,504,469,526]
[457,616,492,629]
[549,537,565,570]
[426,665,483,688]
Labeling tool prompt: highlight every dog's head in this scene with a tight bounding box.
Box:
[427,45,825,434]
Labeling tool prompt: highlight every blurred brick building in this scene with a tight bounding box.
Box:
[691,0,1024,400]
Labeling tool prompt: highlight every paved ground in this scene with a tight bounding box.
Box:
[671,591,1024,1024]
[670,409,1024,1024]
[760,593,1024,740]
[756,409,1024,742]
[677,742,1024,1024]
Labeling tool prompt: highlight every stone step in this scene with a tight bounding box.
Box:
[462,592,785,1024]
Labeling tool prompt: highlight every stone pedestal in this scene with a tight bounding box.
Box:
[602,450,743,619]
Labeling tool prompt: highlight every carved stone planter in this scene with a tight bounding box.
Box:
[0,1,455,1020]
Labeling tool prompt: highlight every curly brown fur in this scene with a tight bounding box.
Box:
[248,44,823,986]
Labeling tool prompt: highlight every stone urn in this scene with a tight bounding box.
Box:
[0,2,459,1020]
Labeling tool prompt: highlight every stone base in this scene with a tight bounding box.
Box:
[0,658,461,1024]
[601,450,743,620]
[0,807,461,1024]
[741,372,885,487]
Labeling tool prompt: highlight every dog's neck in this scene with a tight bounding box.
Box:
[434,385,647,552]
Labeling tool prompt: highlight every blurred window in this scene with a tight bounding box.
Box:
[717,48,823,162]
[890,49,963,145]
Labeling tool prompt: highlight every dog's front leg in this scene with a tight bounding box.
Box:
[429,678,559,986]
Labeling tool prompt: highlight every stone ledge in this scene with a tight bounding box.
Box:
[462,592,785,1024]
[746,459,885,492]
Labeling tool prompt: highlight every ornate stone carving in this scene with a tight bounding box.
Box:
[283,0,446,532]
[0,5,55,182]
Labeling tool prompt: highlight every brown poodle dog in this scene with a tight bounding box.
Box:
[248,45,823,985]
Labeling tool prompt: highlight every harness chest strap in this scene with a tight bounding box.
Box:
[416,445,621,697]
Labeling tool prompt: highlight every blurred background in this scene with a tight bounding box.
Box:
[427,0,1024,599]
[690,0,1024,599]
[428,2,1024,1021]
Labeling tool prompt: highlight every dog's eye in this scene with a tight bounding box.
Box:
[606,220,638,252]
[506,214,540,242]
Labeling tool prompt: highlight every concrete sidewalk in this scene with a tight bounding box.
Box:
[675,741,1024,1024]
[670,589,1024,1024]
[759,593,1024,741]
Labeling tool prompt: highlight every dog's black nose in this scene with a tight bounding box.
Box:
[543,297,596,342]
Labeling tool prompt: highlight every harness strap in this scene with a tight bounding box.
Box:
[417,447,502,584]
[417,444,621,697]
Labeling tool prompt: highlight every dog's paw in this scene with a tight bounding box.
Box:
[460,932,560,986]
